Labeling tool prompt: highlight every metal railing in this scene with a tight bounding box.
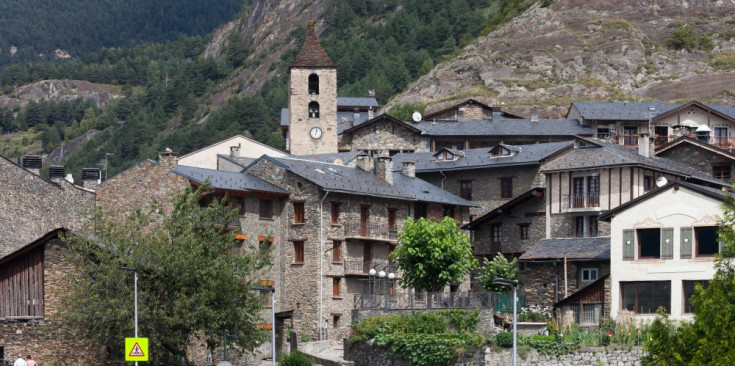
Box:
[563,192,600,209]
[568,226,599,238]
[344,219,398,241]
[344,259,392,275]
[354,291,513,310]
[622,134,639,146]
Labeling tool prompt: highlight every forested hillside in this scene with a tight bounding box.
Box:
[0,0,526,181]
[0,0,242,67]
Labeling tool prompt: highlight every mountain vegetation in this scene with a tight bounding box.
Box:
[0,0,515,180]
[0,0,241,67]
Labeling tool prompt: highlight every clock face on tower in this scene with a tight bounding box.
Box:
[310,127,323,139]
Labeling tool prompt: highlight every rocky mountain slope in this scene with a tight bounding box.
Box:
[386,0,735,118]
[0,80,120,109]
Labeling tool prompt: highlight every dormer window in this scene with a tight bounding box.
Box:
[433,147,463,161]
[490,144,515,157]
[308,74,319,95]
[309,102,320,118]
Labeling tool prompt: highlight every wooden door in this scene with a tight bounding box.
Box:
[363,243,372,273]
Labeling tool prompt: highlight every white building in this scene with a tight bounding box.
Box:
[600,180,727,321]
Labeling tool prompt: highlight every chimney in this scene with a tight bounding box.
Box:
[458,108,465,122]
[638,133,650,158]
[356,154,372,172]
[230,143,241,158]
[82,168,101,190]
[402,161,416,178]
[158,148,178,169]
[21,155,42,175]
[375,156,393,185]
[491,107,502,123]
[531,107,539,122]
[368,107,374,120]
[696,125,712,144]
[49,165,66,183]
[353,108,361,125]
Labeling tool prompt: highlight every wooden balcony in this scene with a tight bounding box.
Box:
[344,220,398,243]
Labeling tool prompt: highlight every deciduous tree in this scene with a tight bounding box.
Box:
[477,253,520,292]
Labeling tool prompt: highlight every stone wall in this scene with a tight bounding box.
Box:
[346,342,645,366]
[418,165,544,218]
[473,197,545,256]
[339,118,422,153]
[0,240,104,366]
[521,261,610,309]
[0,157,94,256]
[656,142,733,177]
[288,67,339,155]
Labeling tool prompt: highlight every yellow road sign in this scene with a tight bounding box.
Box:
[125,337,149,361]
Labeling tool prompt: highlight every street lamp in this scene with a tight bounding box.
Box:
[493,278,518,366]
[253,286,277,366]
[121,266,139,366]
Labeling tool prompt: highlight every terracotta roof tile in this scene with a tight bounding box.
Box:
[291,21,334,68]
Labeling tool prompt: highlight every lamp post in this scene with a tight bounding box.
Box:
[493,278,518,366]
[253,286,277,366]
[121,267,139,366]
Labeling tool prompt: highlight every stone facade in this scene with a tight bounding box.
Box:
[419,165,545,218]
[338,117,426,153]
[0,156,94,257]
[0,238,104,365]
[521,260,610,308]
[472,196,545,257]
[288,67,339,155]
[656,142,735,181]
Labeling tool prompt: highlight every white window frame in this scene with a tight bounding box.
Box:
[581,268,598,282]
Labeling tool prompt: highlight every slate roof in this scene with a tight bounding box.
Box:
[463,187,545,230]
[173,165,288,194]
[519,237,611,261]
[342,114,421,135]
[568,101,679,120]
[655,135,735,160]
[391,141,573,172]
[540,138,729,187]
[248,156,476,206]
[0,228,66,263]
[295,151,366,165]
[291,21,334,68]
[413,119,593,137]
[599,180,729,221]
[422,98,523,120]
[337,97,379,108]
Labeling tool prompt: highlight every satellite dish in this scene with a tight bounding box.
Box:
[655,176,668,187]
[412,111,422,122]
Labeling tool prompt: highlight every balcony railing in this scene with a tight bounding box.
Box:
[345,219,398,241]
[714,136,735,149]
[622,134,638,146]
[354,291,512,310]
[563,192,600,209]
[568,226,599,238]
[344,259,396,275]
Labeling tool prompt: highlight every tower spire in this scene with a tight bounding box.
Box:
[291,20,335,68]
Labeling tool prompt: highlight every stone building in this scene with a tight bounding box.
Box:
[655,135,735,183]
[0,229,104,365]
[0,155,95,257]
[421,98,523,122]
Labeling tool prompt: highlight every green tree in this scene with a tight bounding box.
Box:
[392,217,478,292]
[477,253,520,292]
[62,186,271,364]
[642,193,735,365]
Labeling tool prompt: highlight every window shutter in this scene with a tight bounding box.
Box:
[623,229,635,261]
[661,227,674,259]
[680,227,693,259]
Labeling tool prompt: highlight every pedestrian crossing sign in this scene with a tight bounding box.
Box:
[125,337,149,361]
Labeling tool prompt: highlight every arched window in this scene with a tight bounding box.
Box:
[308,74,319,95]
[309,102,320,118]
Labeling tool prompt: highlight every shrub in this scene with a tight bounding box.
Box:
[494,331,514,348]
[666,24,713,52]
[279,351,313,366]
[350,313,448,342]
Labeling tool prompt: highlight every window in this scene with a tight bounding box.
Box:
[442,205,455,219]
[500,178,513,198]
[460,180,472,200]
[230,197,245,216]
[414,202,427,219]
[308,102,320,118]
[490,145,511,156]
[637,228,661,259]
[388,208,397,231]
[293,202,305,224]
[519,224,530,240]
[333,278,341,297]
[258,235,274,250]
[574,216,585,238]
[293,241,304,263]
[259,199,273,219]
[683,280,709,314]
[331,202,340,224]
[332,240,341,262]
[621,281,670,314]
[712,164,731,181]
[308,74,319,95]
[643,176,653,192]
[715,127,728,146]
[491,224,502,253]
[589,216,598,237]
[581,268,598,282]
[333,315,340,328]
[695,226,719,257]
